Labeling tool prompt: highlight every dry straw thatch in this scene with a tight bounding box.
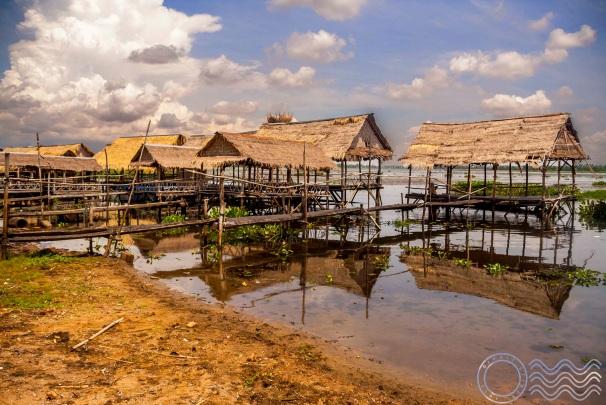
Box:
[401,113,587,168]
[256,113,392,161]
[198,132,336,171]
[2,143,94,157]
[183,135,213,148]
[130,144,204,170]
[0,152,101,172]
[94,134,185,170]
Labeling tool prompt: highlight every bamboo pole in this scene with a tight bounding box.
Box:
[2,153,10,260]
[35,133,44,223]
[525,163,529,196]
[218,166,225,248]
[104,149,110,226]
[303,142,308,220]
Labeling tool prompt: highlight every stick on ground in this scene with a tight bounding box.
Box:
[71,317,124,351]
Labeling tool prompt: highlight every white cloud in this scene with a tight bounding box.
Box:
[268,0,367,21]
[529,12,554,31]
[0,0,221,145]
[386,66,450,100]
[276,30,353,63]
[449,51,540,80]
[546,24,597,50]
[556,85,573,97]
[450,24,596,79]
[210,101,259,115]
[268,66,315,87]
[481,90,552,116]
[199,55,266,87]
[582,130,606,163]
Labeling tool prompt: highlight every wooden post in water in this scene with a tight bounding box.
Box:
[104,149,110,226]
[303,142,308,221]
[2,153,10,260]
[524,163,529,196]
[557,160,561,189]
[571,159,576,189]
[483,164,487,196]
[406,165,412,204]
[218,166,225,249]
[492,164,498,222]
[508,163,512,197]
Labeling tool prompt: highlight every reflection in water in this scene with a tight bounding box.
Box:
[122,188,605,403]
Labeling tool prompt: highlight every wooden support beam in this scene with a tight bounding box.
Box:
[2,153,10,260]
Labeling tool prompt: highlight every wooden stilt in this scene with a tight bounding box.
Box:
[2,153,10,260]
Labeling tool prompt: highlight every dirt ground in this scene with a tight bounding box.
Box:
[0,251,479,404]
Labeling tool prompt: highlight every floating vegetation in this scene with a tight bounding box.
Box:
[392,219,415,228]
[325,273,334,284]
[566,268,604,287]
[372,255,391,270]
[208,206,249,218]
[484,263,508,277]
[454,258,473,268]
[161,214,186,223]
[145,253,165,264]
[453,180,577,197]
[578,199,606,230]
[272,242,293,260]
[592,180,606,187]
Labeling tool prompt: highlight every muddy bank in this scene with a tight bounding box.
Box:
[0,253,477,404]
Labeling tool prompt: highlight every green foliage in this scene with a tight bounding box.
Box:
[161,214,186,224]
[453,180,577,197]
[484,262,509,277]
[272,242,293,260]
[208,206,249,219]
[372,255,391,270]
[578,199,606,229]
[566,268,604,287]
[324,274,334,284]
[393,219,415,228]
[577,190,606,201]
[454,258,473,268]
[434,251,449,261]
[592,180,606,187]
[401,245,431,255]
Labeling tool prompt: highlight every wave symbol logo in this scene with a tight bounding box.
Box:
[477,354,602,403]
[528,359,602,401]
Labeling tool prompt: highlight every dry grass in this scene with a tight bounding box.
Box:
[401,113,587,168]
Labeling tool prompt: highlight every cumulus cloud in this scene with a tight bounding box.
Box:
[481,90,552,116]
[268,0,367,21]
[582,130,606,163]
[450,51,541,80]
[128,45,181,64]
[450,24,596,79]
[386,66,450,100]
[268,66,315,87]
[199,55,266,87]
[157,113,182,129]
[529,12,554,31]
[275,30,353,63]
[556,85,573,97]
[210,101,259,115]
[0,0,222,145]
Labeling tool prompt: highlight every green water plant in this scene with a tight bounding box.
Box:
[272,242,293,260]
[161,214,186,223]
[372,255,391,270]
[454,258,473,268]
[484,263,509,277]
[435,251,449,261]
[592,180,606,187]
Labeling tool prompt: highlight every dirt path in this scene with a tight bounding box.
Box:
[0,253,479,404]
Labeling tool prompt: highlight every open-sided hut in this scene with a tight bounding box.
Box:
[129,144,203,179]
[94,134,185,171]
[197,131,336,212]
[255,113,392,206]
[2,143,95,157]
[400,113,587,208]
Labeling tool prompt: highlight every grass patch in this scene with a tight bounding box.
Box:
[296,344,324,363]
[0,253,78,309]
[577,189,606,201]
[453,180,576,197]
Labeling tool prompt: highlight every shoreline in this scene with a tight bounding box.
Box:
[0,252,479,404]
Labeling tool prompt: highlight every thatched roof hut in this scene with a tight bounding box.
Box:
[183,135,213,148]
[401,113,587,168]
[130,144,203,170]
[94,134,185,170]
[0,152,101,172]
[198,132,336,170]
[255,113,392,161]
[2,143,94,157]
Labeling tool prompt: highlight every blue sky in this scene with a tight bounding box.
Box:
[0,0,605,161]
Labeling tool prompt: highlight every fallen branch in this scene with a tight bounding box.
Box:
[71,317,124,351]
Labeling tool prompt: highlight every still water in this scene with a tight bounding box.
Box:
[44,174,606,403]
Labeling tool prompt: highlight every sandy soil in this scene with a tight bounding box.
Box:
[0,253,479,404]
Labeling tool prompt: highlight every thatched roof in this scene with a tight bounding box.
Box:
[401,113,587,168]
[130,144,203,170]
[183,135,213,148]
[3,143,94,157]
[256,113,392,161]
[198,132,336,170]
[0,152,101,172]
[94,134,185,170]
